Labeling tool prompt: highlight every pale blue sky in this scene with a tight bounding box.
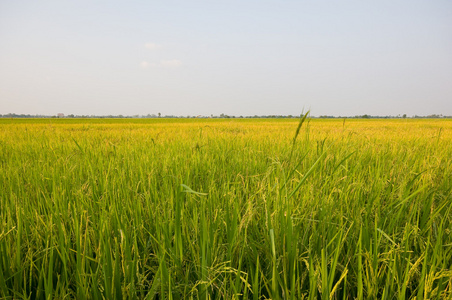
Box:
[1,0,451,116]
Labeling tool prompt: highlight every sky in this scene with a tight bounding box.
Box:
[0,0,451,117]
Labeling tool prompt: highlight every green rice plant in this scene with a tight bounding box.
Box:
[0,118,451,299]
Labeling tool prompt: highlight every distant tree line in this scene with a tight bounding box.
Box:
[1,113,451,119]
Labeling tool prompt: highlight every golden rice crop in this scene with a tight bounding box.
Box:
[0,117,451,299]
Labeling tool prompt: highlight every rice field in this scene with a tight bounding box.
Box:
[0,117,451,299]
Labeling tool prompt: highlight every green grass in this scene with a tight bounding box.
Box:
[0,117,451,299]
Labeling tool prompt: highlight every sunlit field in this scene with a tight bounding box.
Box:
[1,117,451,299]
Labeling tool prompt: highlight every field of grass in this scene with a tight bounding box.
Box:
[1,117,451,299]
